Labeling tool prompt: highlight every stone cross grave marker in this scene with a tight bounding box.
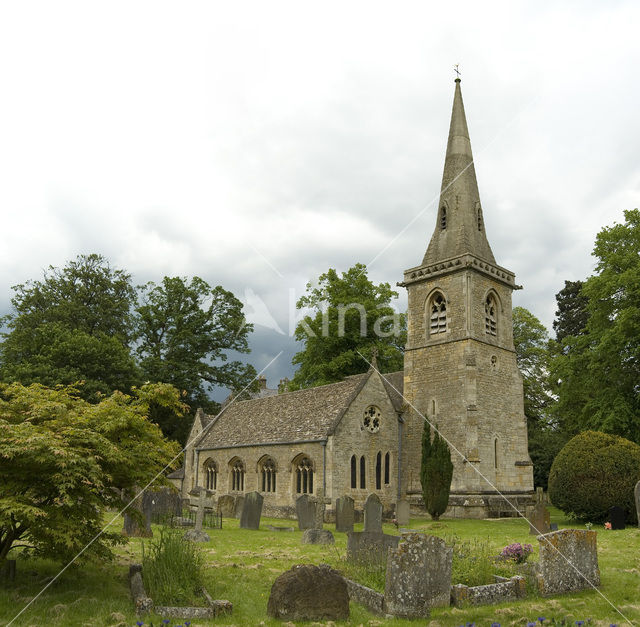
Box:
[335,495,355,533]
[609,505,625,530]
[363,493,383,533]
[296,494,315,530]
[396,498,410,527]
[184,486,212,542]
[635,480,640,528]
[384,532,453,618]
[240,491,264,530]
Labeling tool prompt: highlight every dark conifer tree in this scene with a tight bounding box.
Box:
[420,421,453,520]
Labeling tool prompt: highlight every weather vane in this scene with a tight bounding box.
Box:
[454,64,461,78]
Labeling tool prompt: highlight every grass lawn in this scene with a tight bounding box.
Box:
[1,507,639,626]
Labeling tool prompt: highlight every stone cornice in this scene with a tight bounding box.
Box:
[399,253,521,290]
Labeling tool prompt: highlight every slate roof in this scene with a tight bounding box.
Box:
[196,370,404,450]
[167,467,185,479]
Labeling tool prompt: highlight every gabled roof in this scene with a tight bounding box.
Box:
[196,369,404,450]
[167,467,185,479]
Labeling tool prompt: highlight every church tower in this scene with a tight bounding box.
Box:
[401,78,533,517]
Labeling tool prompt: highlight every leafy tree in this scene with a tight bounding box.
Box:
[0,382,184,568]
[136,277,257,440]
[289,263,405,389]
[0,254,140,401]
[551,209,640,442]
[553,280,589,342]
[420,421,453,520]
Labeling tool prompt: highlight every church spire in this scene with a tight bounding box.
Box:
[422,78,495,265]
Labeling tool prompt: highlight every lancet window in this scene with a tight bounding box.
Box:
[260,457,277,493]
[231,459,245,492]
[295,456,314,494]
[204,459,217,490]
[429,292,447,335]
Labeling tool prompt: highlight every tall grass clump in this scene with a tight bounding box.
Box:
[448,535,498,587]
[142,527,204,606]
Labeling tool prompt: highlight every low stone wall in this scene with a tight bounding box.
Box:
[450,575,527,606]
[344,578,385,615]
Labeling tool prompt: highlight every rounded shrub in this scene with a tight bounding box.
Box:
[548,430,640,523]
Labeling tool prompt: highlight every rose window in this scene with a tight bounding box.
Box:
[363,406,381,433]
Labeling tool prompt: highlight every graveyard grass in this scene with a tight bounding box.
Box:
[1,507,639,626]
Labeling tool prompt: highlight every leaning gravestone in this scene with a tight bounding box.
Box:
[296,494,315,530]
[240,491,263,530]
[384,533,452,618]
[335,495,355,533]
[347,531,400,564]
[609,505,625,530]
[122,488,153,538]
[233,495,245,519]
[217,495,236,518]
[635,480,640,528]
[267,564,349,621]
[184,486,212,542]
[363,493,383,533]
[396,498,410,527]
[536,529,600,596]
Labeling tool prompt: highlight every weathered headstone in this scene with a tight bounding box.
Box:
[122,488,153,538]
[267,564,349,621]
[347,531,400,564]
[233,495,245,519]
[384,533,453,617]
[335,495,355,533]
[184,486,212,542]
[296,494,315,530]
[302,528,335,544]
[217,495,236,518]
[609,505,625,530]
[311,488,331,529]
[144,487,181,524]
[363,493,383,533]
[635,480,640,528]
[396,498,410,527]
[536,529,600,596]
[239,491,263,530]
[528,502,551,535]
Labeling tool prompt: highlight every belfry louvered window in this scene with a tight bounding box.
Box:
[485,294,497,336]
[429,292,447,335]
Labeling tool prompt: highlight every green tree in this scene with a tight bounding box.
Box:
[552,209,640,441]
[290,263,405,389]
[136,277,257,441]
[0,382,184,568]
[0,254,139,401]
[553,280,589,342]
[420,422,453,520]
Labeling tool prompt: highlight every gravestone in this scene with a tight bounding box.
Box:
[550,523,558,532]
[122,488,153,538]
[347,531,400,564]
[144,487,181,523]
[233,495,245,519]
[609,505,625,530]
[184,486,212,542]
[311,488,331,529]
[384,533,452,617]
[296,494,315,530]
[239,491,263,530]
[396,499,410,527]
[302,528,335,545]
[635,480,640,528]
[536,529,600,596]
[363,493,383,533]
[267,564,349,621]
[217,495,236,518]
[335,495,355,533]
[528,503,551,535]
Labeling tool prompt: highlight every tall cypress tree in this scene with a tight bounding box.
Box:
[420,421,454,520]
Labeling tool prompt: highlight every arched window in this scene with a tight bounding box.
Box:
[359,456,366,489]
[429,292,447,335]
[485,294,497,336]
[260,457,277,493]
[204,459,217,490]
[384,452,390,485]
[231,459,245,492]
[440,206,447,230]
[295,456,314,494]
[375,452,382,490]
[350,455,357,489]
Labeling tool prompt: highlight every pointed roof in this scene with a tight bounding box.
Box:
[195,370,404,450]
[422,79,496,265]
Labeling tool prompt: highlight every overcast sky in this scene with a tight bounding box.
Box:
[1,1,638,390]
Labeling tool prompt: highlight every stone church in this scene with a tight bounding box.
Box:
[171,78,534,518]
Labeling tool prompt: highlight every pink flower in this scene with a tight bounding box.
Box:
[604,522,612,530]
